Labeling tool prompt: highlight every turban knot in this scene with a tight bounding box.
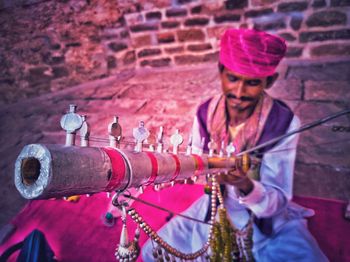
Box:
[219,28,287,77]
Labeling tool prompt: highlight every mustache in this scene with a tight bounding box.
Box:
[226,93,254,102]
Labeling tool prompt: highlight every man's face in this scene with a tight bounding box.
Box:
[220,67,268,112]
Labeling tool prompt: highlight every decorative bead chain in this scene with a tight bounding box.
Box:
[127,174,220,261]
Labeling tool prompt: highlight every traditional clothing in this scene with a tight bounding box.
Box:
[142,95,328,262]
[142,28,327,261]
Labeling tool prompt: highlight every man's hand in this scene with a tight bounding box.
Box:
[218,165,254,195]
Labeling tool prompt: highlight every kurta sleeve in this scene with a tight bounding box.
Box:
[236,115,300,218]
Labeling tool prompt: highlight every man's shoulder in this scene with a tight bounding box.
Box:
[270,98,293,115]
[197,97,213,111]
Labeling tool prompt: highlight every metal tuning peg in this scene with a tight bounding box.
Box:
[226,142,236,157]
[79,115,90,147]
[60,104,83,146]
[133,121,150,152]
[156,126,164,153]
[208,139,217,157]
[108,116,122,148]
[186,135,192,155]
[170,129,183,155]
[219,140,225,157]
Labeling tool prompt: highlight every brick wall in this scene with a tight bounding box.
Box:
[1,0,349,104]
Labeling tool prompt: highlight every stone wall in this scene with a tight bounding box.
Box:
[1,0,350,104]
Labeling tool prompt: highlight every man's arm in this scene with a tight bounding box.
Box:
[226,115,301,218]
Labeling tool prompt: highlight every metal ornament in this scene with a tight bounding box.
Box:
[208,139,217,157]
[79,115,90,147]
[170,129,183,155]
[108,116,122,148]
[60,104,83,146]
[133,121,150,152]
[226,142,236,157]
[156,126,164,153]
[115,205,140,261]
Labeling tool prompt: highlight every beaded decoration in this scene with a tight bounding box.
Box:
[116,175,254,261]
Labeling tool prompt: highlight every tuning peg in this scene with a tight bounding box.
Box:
[170,129,183,155]
[156,126,164,153]
[208,139,217,157]
[219,140,225,157]
[186,135,192,155]
[133,121,150,152]
[226,142,236,157]
[60,104,83,146]
[79,115,90,147]
[108,116,122,148]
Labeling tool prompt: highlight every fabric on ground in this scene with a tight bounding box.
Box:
[0,185,348,261]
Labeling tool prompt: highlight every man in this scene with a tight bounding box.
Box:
[142,28,328,261]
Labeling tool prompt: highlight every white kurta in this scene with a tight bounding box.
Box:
[142,116,328,262]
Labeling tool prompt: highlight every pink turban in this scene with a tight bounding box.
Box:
[219,28,287,78]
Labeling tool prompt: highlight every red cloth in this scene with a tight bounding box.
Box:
[0,185,203,262]
[220,28,287,77]
[1,186,349,261]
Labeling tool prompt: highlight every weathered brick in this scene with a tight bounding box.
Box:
[312,0,326,8]
[306,11,347,27]
[295,162,350,199]
[278,1,308,12]
[157,32,175,44]
[108,42,128,52]
[187,43,212,52]
[132,35,152,48]
[52,66,69,78]
[286,46,303,57]
[65,42,81,48]
[27,67,51,84]
[178,0,196,4]
[146,11,162,20]
[120,30,129,38]
[304,80,350,102]
[300,29,350,42]
[164,46,185,54]
[207,26,230,39]
[191,5,202,14]
[161,21,180,29]
[138,48,162,58]
[251,0,276,6]
[184,17,210,27]
[266,79,302,100]
[50,43,61,50]
[290,16,303,31]
[286,61,350,81]
[107,56,116,69]
[330,0,350,6]
[166,8,187,17]
[279,32,296,42]
[225,0,248,10]
[311,43,350,56]
[140,58,171,67]
[254,18,286,31]
[244,8,273,18]
[214,14,241,23]
[177,29,205,42]
[174,52,218,65]
[130,23,158,33]
[42,54,65,65]
[124,13,143,26]
[123,50,136,65]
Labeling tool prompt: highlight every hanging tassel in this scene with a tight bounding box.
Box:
[115,205,140,261]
